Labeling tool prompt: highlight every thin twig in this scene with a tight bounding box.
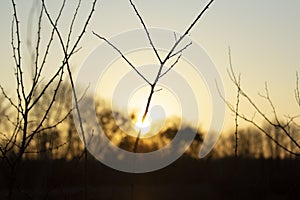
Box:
[24,140,69,154]
[295,71,300,106]
[220,49,300,156]
[0,85,22,114]
[93,32,152,85]
[94,0,214,152]
[169,41,192,59]
[159,53,182,79]
[134,0,215,151]
[217,83,300,156]
[128,0,162,63]
[258,83,300,149]
[228,48,240,158]
[66,0,82,52]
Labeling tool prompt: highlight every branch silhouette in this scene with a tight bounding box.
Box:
[93,0,215,152]
[219,49,300,157]
[0,1,98,198]
[227,48,241,158]
[92,32,152,86]
[42,1,97,199]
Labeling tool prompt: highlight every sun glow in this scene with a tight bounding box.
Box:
[133,114,152,136]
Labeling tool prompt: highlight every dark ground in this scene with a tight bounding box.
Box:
[1,157,300,200]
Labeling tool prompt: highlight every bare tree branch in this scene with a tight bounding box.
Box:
[133,0,215,151]
[159,53,183,79]
[128,0,162,63]
[2,1,98,198]
[160,0,214,64]
[169,41,192,59]
[258,83,300,149]
[92,32,152,86]
[42,2,98,199]
[66,0,82,52]
[11,0,26,101]
[295,71,300,107]
[227,48,241,158]
[217,83,300,156]
[93,0,215,152]
[0,85,22,114]
[24,140,69,154]
[221,49,300,157]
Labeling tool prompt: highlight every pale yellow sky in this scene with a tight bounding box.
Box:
[1,0,300,133]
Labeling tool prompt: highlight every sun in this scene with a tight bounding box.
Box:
[131,113,152,136]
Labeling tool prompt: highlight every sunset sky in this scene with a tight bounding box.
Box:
[0,0,300,133]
